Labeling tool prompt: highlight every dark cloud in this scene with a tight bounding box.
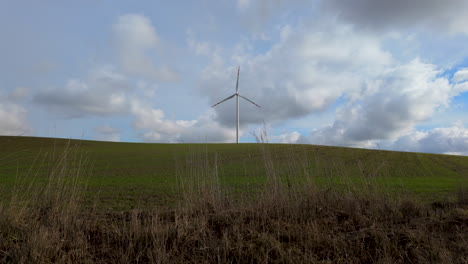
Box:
[322,0,468,34]
[33,68,131,118]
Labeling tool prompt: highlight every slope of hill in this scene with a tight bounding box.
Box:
[1,136,467,209]
[1,136,468,263]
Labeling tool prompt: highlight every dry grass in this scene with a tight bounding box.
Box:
[0,142,467,263]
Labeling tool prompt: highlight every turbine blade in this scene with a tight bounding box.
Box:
[211,94,236,107]
[236,66,240,92]
[239,94,261,108]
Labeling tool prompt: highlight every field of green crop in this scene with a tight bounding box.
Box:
[2,136,468,263]
[1,136,467,210]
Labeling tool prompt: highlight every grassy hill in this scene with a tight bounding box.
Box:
[1,136,467,209]
[1,136,468,263]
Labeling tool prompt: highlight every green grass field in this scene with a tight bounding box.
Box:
[1,136,467,210]
[1,136,468,263]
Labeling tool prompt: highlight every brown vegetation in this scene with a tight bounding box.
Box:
[0,143,467,263]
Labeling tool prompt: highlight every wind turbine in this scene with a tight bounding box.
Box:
[212,66,261,143]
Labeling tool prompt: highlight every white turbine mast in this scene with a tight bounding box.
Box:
[212,66,261,143]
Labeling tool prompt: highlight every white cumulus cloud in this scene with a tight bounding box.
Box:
[0,90,30,135]
[453,68,468,83]
[131,101,235,143]
[0,104,30,136]
[390,125,468,155]
[95,125,120,142]
[270,131,302,144]
[113,14,178,81]
[306,59,457,148]
[200,23,393,128]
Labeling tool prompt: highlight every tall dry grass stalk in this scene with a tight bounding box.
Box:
[1,141,92,263]
[1,140,467,263]
[175,145,225,214]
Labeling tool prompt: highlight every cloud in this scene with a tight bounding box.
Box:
[33,67,131,118]
[306,59,456,148]
[8,87,29,101]
[186,30,222,58]
[237,0,295,13]
[0,91,30,135]
[389,125,468,155]
[237,0,251,9]
[95,125,120,142]
[200,23,393,128]
[113,14,178,81]
[131,101,235,143]
[322,0,468,35]
[236,0,310,31]
[270,131,301,143]
[453,68,468,83]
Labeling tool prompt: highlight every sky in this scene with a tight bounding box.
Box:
[2,0,468,155]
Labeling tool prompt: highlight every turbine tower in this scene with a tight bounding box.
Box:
[212,66,261,143]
